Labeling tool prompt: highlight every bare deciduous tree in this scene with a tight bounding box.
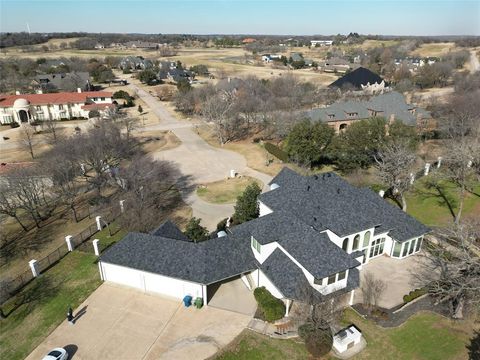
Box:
[361,272,387,310]
[414,220,480,318]
[114,155,193,232]
[374,140,417,211]
[41,119,62,145]
[438,91,480,223]
[201,92,235,144]
[2,166,53,228]
[20,124,36,159]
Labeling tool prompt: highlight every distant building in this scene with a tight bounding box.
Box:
[261,54,282,63]
[242,38,257,44]
[0,90,114,125]
[94,43,105,49]
[310,40,333,47]
[32,72,93,93]
[305,91,431,133]
[290,52,304,62]
[329,67,386,93]
[124,40,160,49]
[119,56,153,71]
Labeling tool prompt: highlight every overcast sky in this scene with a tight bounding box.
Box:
[1,0,479,36]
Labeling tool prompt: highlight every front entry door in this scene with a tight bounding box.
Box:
[19,110,29,123]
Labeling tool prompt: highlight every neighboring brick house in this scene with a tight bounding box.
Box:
[0,90,114,125]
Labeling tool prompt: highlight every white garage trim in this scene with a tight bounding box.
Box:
[100,261,205,303]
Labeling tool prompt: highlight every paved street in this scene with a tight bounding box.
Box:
[129,83,273,229]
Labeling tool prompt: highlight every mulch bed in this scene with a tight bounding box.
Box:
[352,296,450,328]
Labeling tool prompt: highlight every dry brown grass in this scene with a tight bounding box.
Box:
[197,176,262,204]
[412,42,456,57]
[196,124,295,177]
[136,130,181,153]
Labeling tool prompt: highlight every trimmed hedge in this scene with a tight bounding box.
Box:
[403,288,427,303]
[264,142,289,162]
[253,286,285,322]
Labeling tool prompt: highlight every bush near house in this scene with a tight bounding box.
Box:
[253,286,285,322]
[403,288,427,303]
[264,142,289,162]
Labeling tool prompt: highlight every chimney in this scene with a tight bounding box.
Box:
[15,91,20,95]
[77,88,82,93]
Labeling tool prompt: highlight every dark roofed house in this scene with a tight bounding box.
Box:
[99,168,429,316]
[329,67,385,93]
[305,91,431,133]
[33,72,93,92]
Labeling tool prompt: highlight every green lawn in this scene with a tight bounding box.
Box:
[0,221,127,360]
[338,309,473,360]
[213,310,474,360]
[213,330,308,360]
[94,222,127,252]
[405,178,480,227]
[0,251,102,360]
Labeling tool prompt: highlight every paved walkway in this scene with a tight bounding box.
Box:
[353,254,426,309]
[129,83,273,229]
[26,283,251,360]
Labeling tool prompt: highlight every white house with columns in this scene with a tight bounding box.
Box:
[0,90,114,125]
[96,168,429,316]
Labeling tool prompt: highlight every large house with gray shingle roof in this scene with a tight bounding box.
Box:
[305,91,431,133]
[99,168,429,315]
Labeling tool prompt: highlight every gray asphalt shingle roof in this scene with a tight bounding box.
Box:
[100,231,256,285]
[329,67,383,89]
[150,220,190,241]
[306,91,430,126]
[261,249,360,303]
[261,168,429,242]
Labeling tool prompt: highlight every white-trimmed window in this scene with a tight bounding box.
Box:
[363,231,371,248]
[415,237,423,252]
[352,234,360,251]
[338,271,347,281]
[327,274,336,285]
[251,237,261,253]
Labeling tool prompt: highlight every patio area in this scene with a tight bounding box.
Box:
[353,253,426,309]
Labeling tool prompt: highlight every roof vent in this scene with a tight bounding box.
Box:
[337,188,341,194]
[314,175,318,180]
[313,217,317,222]
[307,185,310,191]
[270,183,280,190]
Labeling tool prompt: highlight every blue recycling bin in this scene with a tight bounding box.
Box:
[183,295,193,307]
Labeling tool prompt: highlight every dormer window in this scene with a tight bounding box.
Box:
[346,112,358,118]
[327,274,336,285]
[328,114,335,119]
[251,237,261,253]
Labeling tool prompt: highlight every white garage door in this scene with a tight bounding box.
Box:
[100,262,204,301]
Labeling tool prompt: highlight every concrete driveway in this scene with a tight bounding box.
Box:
[207,277,257,316]
[353,254,426,309]
[129,83,272,229]
[26,283,251,360]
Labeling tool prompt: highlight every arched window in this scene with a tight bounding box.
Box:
[363,231,371,248]
[342,238,349,251]
[339,123,348,131]
[353,234,360,251]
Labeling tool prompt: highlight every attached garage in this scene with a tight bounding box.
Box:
[99,262,206,302]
